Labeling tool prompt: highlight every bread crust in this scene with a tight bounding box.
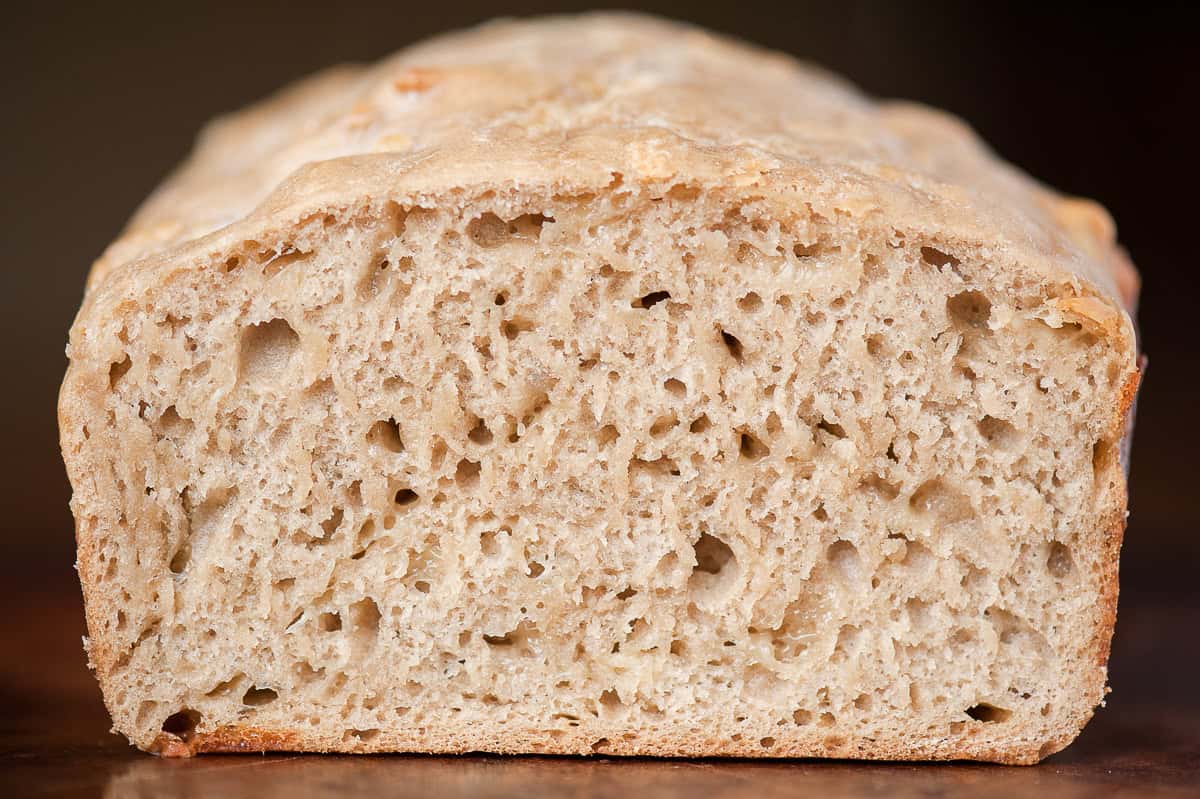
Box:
[60,13,1141,764]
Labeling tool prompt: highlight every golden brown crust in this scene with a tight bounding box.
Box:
[1090,365,1143,673]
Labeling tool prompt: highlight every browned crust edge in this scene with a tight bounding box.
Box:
[149,724,1049,764]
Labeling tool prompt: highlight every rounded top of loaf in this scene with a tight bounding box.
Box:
[88,12,1137,314]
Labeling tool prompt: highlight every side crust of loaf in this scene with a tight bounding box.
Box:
[60,14,1141,766]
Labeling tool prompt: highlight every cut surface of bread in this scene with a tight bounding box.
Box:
[59,14,1141,764]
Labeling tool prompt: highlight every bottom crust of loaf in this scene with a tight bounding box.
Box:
[150,721,1084,764]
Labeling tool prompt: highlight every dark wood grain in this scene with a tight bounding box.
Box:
[1,581,1197,798]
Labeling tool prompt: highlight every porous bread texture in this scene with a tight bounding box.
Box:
[59,14,1141,764]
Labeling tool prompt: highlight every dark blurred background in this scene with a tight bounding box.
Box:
[2,0,1196,722]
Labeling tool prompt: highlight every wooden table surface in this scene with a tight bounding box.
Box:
[3,581,1197,798]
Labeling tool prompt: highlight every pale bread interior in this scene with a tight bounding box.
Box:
[86,187,1129,762]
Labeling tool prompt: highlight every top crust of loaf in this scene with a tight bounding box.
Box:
[84,14,1137,323]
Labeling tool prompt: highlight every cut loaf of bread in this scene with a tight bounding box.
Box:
[60,14,1141,764]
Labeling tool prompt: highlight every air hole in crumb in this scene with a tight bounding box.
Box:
[256,245,311,278]
[394,488,418,506]
[633,290,670,309]
[827,540,862,582]
[734,242,757,263]
[738,430,770,461]
[737,292,763,312]
[812,504,829,522]
[921,246,961,270]
[866,334,884,357]
[600,689,622,710]
[664,378,686,397]
[161,709,201,740]
[631,456,679,478]
[591,737,611,753]
[650,414,678,437]
[1047,541,1074,578]
[693,533,734,575]
[455,459,481,487]
[320,508,343,538]
[859,474,900,500]
[597,424,619,447]
[169,542,191,574]
[765,412,782,435]
[494,291,507,306]
[793,242,822,258]
[516,213,552,236]
[760,736,776,748]
[909,479,972,523]
[501,317,535,340]
[946,290,992,329]
[793,709,813,725]
[239,318,299,381]
[367,418,404,453]
[670,640,686,656]
[467,212,552,247]
[205,675,243,697]
[319,612,342,632]
[616,587,637,600]
[242,686,278,707]
[480,530,500,556]
[719,329,744,362]
[526,560,545,578]
[817,418,847,439]
[1092,438,1115,479]
[349,597,381,636]
[109,355,132,389]
[414,580,430,594]
[689,415,711,434]
[978,416,1019,451]
[468,418,493,445]
[158,405,190,438]
[966,703,1011,723]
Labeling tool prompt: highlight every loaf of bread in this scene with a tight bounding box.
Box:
[60,14,1141,764]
